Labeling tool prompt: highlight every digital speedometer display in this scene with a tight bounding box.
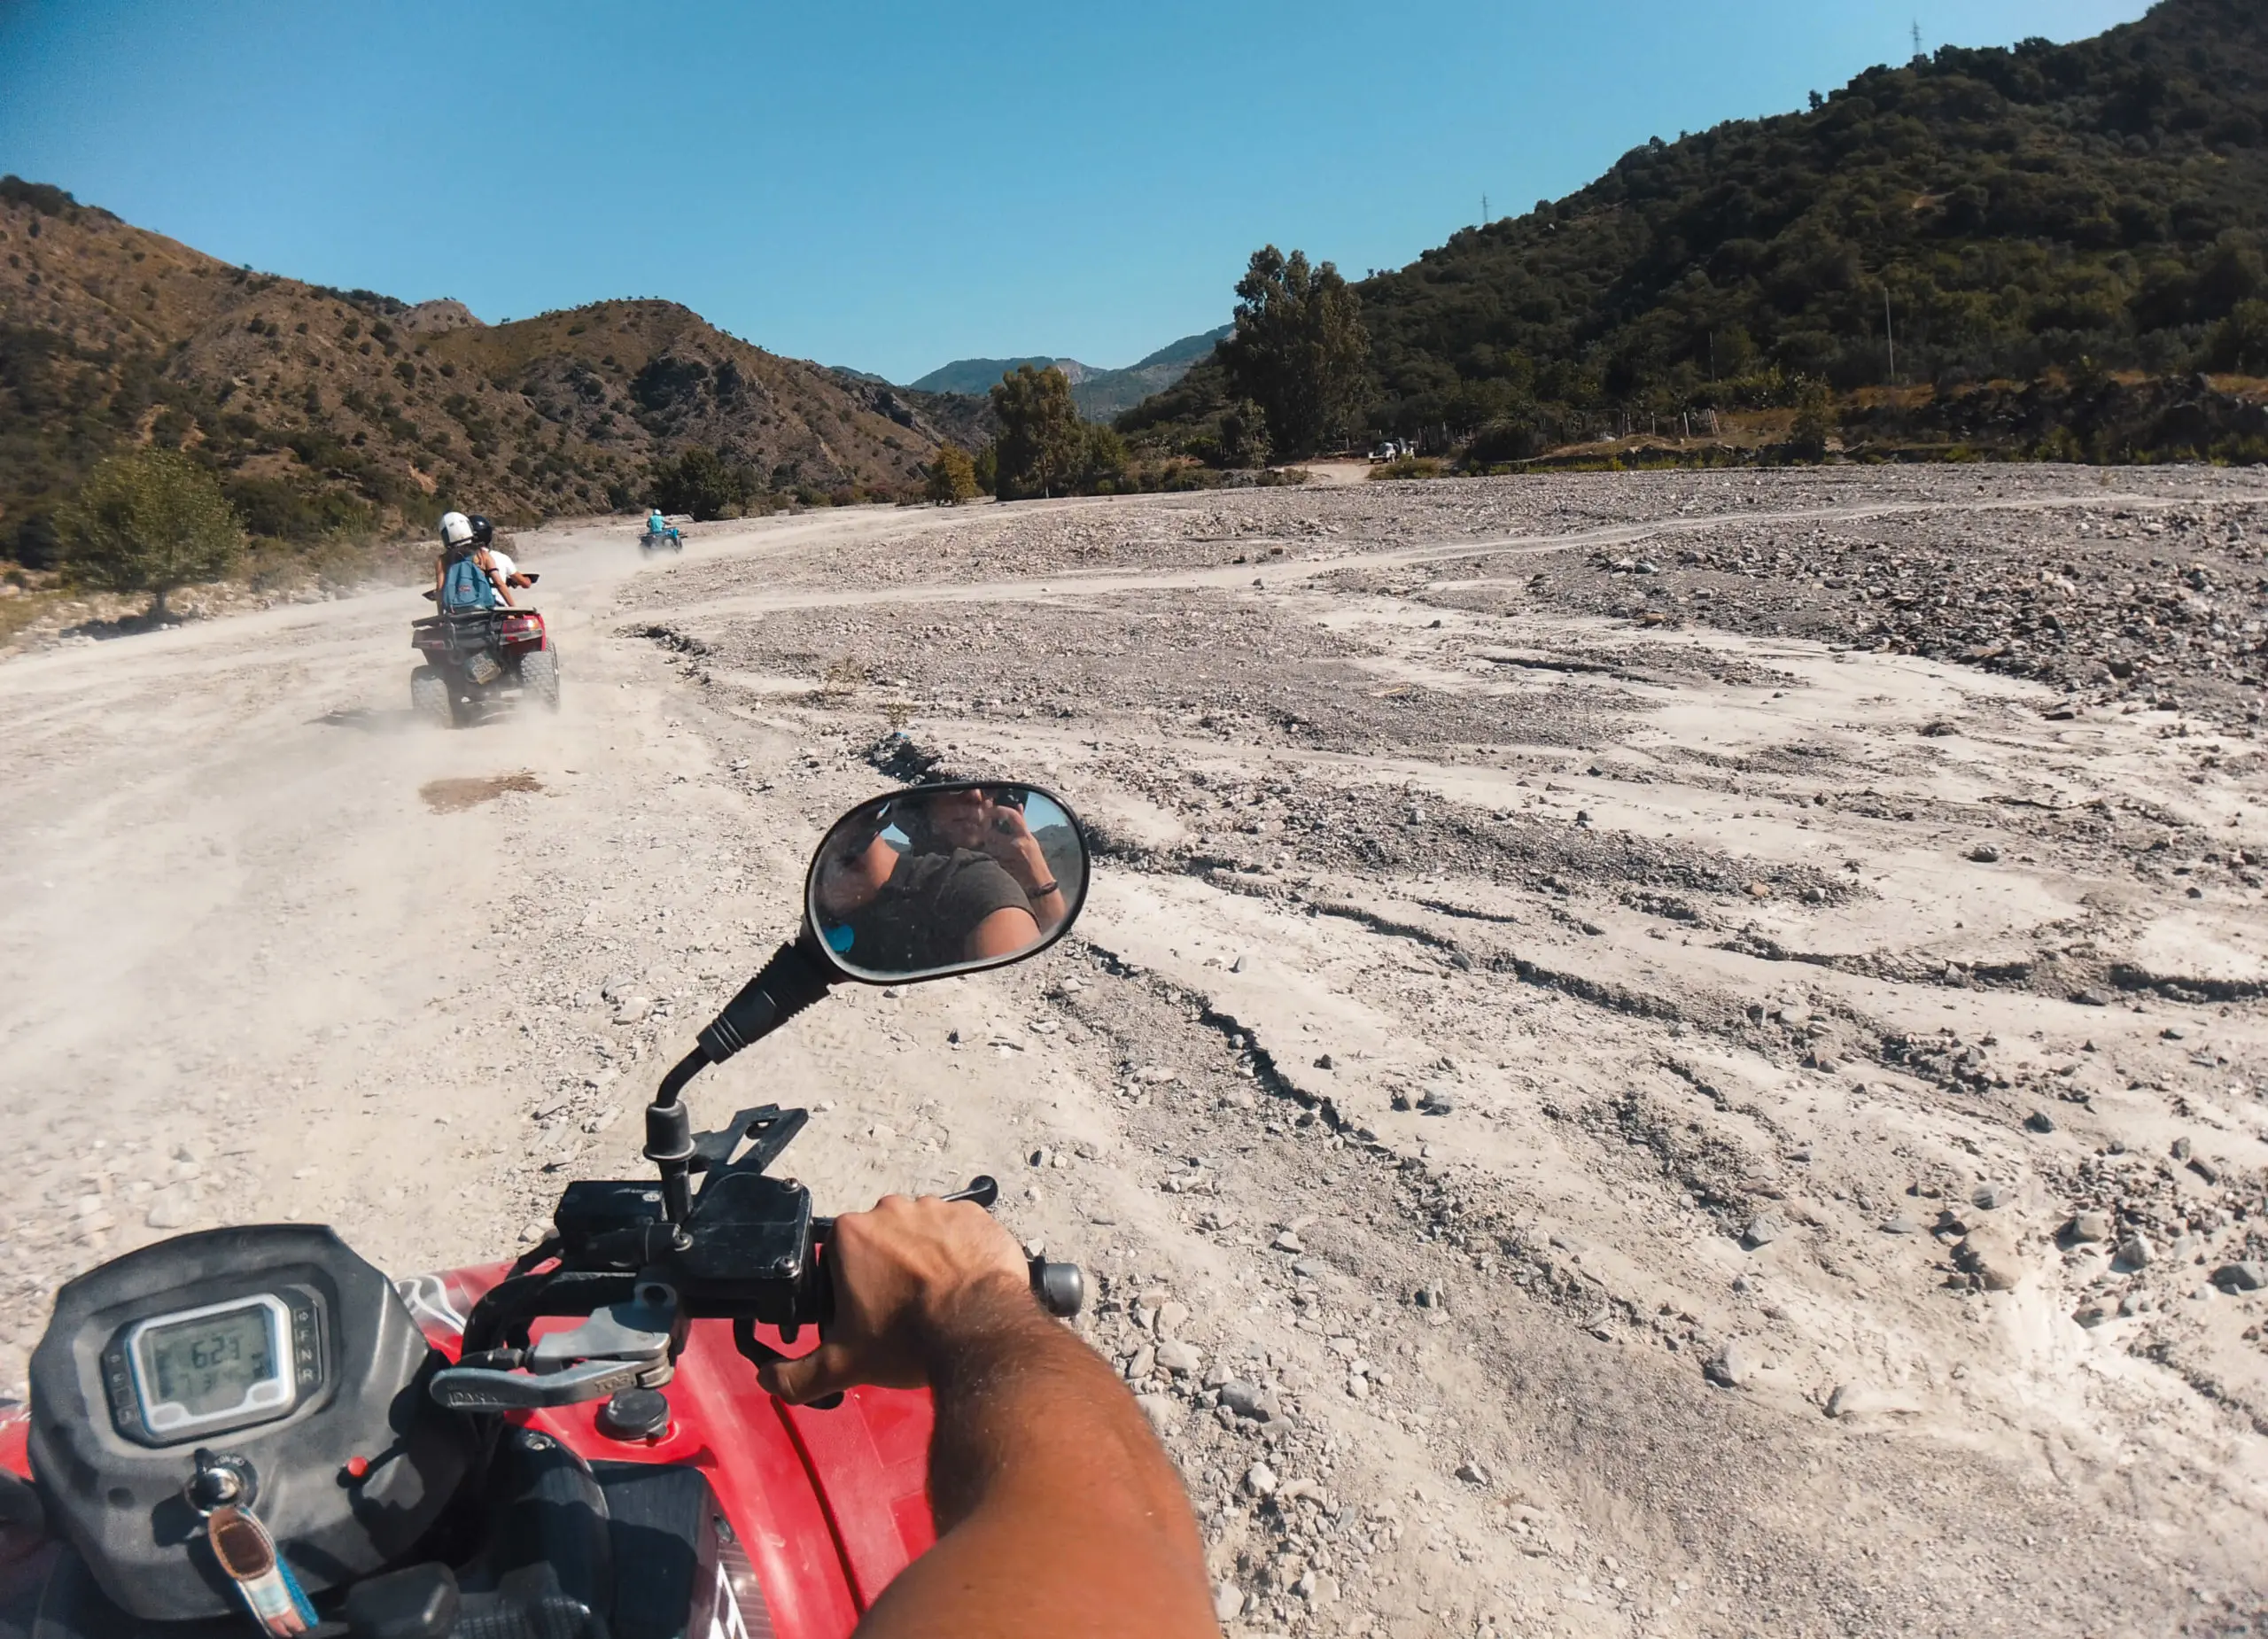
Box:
[121,1292,304,1438]
[144,1305,275,1417]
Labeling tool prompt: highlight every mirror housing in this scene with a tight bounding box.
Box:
[804,781,1089,984]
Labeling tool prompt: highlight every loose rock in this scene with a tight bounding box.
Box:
[1704,1340,1754,1388]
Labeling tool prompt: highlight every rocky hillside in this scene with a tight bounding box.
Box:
[1127,0,2268,454]
[0,177,948,565]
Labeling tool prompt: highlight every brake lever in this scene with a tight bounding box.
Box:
[431,1357,651,1412]
[429,1283,679,1414]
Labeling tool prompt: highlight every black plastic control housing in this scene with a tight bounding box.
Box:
[28,1225,476,1622]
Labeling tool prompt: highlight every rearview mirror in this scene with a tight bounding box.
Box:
[805,781,1089,983]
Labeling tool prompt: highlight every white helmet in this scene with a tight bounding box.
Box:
[439,510,473,548]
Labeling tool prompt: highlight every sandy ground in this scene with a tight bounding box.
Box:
[4,470,2268,1637]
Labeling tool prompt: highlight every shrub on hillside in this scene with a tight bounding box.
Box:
[1787,380,1835,460]
[2204,301,2268,376]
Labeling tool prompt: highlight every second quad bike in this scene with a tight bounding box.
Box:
[0,780,1091,1639]
[409,605,561,727]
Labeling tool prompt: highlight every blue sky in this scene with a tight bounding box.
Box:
[0,0,2149,383]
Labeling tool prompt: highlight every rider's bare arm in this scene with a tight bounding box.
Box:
[761,1197,1218,1639]
[484,551,517,609]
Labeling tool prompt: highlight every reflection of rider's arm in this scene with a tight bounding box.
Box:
[816,834,901,917]
[983,806,1068,936]
[965,905,1041,961]
[1023,882,1067,936]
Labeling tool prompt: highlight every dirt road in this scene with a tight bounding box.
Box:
[4,469,2267,1636]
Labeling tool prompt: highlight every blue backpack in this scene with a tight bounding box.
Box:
[441,551,495,610]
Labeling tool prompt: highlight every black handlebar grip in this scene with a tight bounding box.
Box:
[1029,1260,1084,1318]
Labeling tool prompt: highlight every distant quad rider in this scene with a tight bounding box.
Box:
[435,510,516,611]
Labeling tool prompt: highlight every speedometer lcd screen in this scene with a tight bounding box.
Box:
[144,1306,276,1417]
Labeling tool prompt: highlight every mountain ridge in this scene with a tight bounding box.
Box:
[1125,0,2268,454]
[0,179,944,563]
[901,325,1231,422]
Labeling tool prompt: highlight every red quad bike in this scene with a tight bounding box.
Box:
[0,780,1093,1639]
[410,596,560,728]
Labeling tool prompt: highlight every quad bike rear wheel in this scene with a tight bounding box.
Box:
[520,648,561,711]
[410,665,454,729]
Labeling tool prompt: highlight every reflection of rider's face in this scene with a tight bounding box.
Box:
[928,788,989,851]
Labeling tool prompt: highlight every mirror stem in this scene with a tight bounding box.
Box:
[646,940,835,1224]
[645,1048,709,1223]
[696,939,835,1065]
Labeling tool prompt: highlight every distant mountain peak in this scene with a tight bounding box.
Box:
[901,326,1230,419]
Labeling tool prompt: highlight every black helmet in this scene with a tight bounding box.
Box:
[469,515,494,547]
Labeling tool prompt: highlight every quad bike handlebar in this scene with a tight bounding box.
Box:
[436,1161,1084,1415]
[437,780,1096,1420]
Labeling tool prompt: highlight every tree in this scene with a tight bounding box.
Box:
[1076,423,1129,493]
[1220,246,1370,458]
[1214,400,1271,470]
[2204,301,2268,376]
[925,444,979,504]
[647,446,750,519]
[989,365,1085,500]
[1788,378,1835,459]
[58,448,244,619]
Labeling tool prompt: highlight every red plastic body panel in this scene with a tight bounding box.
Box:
[425,1262,936,1639]
[0,1412,26,1480]
[0,1262,936,1639]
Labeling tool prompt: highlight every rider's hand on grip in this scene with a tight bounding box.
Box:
[759,1194,1029,1406]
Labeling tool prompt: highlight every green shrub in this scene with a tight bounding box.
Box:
[1787,380,1834,460]
[926,444,979,504]
[58,448,245,618]
[648,446,755,519]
